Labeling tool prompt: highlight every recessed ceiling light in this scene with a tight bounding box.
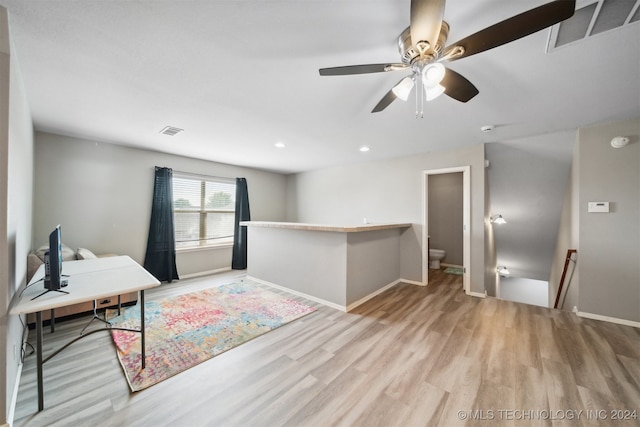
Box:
[274,141,286,148]
[359,145,370,152]
[480,125,495,133]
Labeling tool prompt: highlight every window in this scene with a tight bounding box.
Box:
[172,173,236,249]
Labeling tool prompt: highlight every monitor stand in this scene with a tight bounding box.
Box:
[31,288,69,301]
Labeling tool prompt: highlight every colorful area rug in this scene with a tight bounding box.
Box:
[444,267,464,276]
[107,280,316,391]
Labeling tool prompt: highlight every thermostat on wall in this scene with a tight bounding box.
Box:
[588,202,610,213]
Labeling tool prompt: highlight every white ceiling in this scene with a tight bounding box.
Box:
[2,0,639,175]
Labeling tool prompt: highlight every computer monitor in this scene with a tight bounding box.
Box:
[44,225,64,290]
[32,225,69,300]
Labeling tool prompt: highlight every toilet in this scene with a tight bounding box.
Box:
[429,249,446,269]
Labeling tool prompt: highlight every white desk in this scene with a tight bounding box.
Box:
[10,256,160,411]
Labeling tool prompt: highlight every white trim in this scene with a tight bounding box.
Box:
[247,276,346,312]
[172,170,235,184]
[248,276,411,313]
[7,362,21,426]
[346,280,402,312]
[400,278,426,287]
[422,166,471,295]
[8,320,30,427]
[176,243,233,253]
[179,267,232,280]
[576,311,640,328]
[468,291,486,299]
[441,263,463,269]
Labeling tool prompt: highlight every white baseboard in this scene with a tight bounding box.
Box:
[247,276,409,313]
[247,276,346,312]
[7,362,22,426]
[468,291,486,299]
[346,280,402,312]
[441,263,463,269]
[180,267,232,280]
[576,310,640,328]
[400,278,425,287]
[8,318,30,427]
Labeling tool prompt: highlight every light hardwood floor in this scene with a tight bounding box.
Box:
[13,269,640,427]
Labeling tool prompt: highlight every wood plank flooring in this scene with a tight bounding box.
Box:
[13,269,640,426]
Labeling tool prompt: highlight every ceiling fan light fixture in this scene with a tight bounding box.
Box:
[391,76,415,101]
[424,83,445,101]
[422,62,446,85]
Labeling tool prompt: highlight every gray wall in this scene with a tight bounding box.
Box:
[33,132,288,277]
[246,226,405,308]
[485,133,574,281]
[428,172,463,266]
[346,228,402,304]
[484,167,498,297]
[577,118,640,322]
[2,7,34,423]
[549,143,579,310]
[499,277,548,308]
[286,143,486,293]
[248,227,348,305]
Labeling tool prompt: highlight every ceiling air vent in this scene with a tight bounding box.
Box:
[160,126,184,136]
[548,0,640,50]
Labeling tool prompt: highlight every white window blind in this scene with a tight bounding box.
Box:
[172,173,236,248]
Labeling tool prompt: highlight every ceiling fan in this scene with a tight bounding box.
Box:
[319,0,576,114]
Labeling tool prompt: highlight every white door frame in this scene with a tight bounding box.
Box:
[422,166,471,294]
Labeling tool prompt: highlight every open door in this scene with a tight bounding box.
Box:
[422,166,470,294]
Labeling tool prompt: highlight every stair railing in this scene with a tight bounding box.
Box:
[554,249,577,309]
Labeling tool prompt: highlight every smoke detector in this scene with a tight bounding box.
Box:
[480,125,495,133]
[610,136,629,148]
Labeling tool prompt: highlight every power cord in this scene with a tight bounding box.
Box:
[18,315,34,363]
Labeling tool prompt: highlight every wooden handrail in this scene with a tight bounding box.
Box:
[554,249,577,309]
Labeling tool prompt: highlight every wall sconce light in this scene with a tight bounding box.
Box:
[491,214,507,224]
[497,266,510,276]
[610,136,630,148]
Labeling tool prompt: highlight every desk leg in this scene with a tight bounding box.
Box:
[50,308,55,333]
[36,311,44,411]
[140,290,146,369]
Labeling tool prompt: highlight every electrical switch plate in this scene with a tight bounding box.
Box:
[588,202,609,213]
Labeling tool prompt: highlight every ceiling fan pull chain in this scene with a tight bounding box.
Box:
[418,75,425,119]
[415,79,419,118]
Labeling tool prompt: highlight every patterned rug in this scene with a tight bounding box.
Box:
[107,280,316,391]
[444,267,464,276]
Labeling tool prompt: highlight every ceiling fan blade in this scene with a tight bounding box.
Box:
[443,0,576,61]
[319,63,406,76]
[410,0,446,56]
[372,87,399,113]
[442,68,479,103]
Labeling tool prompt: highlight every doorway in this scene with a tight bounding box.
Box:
[422,166,470,294]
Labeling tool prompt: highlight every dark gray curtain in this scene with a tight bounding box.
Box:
[232,177,250,270]
[144,166,179,282]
